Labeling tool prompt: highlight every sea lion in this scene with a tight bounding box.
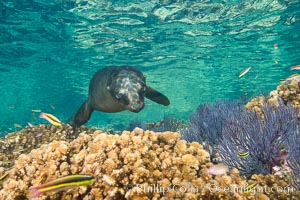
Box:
[68,66,170,128]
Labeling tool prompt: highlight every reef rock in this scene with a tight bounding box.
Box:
[0,127,299,199]
[245,80,300,118]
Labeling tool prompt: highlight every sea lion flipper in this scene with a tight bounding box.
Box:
[145,86,170,106]
[68,100,94,128]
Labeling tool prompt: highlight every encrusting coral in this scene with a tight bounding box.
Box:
[0,124,95,169]
[0,127,299,199]
[245,79,300,119]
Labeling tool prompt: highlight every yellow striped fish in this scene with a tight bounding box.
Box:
[239,66,252,78]
[238,151,249,159]
[243,182,258,193]
[28,175,95,199]
[0,173,9,184]
[39,112,62,126]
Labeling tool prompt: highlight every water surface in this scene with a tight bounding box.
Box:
[1,0,300,134]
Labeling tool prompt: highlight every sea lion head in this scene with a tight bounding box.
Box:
[108,66,147,112]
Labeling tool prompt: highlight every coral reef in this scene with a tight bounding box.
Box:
[244,79,300,189]
[1,79,300,199]
[126,117,186,133]
[245,80,300,119]
[277,80,300,112]
[0,127,298,199]
[0,124,94,169]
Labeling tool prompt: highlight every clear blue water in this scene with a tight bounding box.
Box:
[1,0,300,135]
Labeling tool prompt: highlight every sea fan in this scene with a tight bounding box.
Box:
[125,119,147,131]
[218,101,298,176]
[150,117,185,132]
[287,130,300,190]
[180,100,244,153]
[182,99,299,178]
[126,117,185,132]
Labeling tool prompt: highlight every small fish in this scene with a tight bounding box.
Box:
[28,175,95,199]
[8,105,15,109]
[243,182,258,193]
[14,123,22,128]
[273,165,281,173]
[50,104,55,110]
[39,112,62,126]
[239,67,252,78]
[238,151,249,159]
[206,163,229,175]
[0,173,9,184]
[27,122,34,128]
[273,43,278,49]
[32,109,42,113]
[290,64,300,71]
[35,133,43,137]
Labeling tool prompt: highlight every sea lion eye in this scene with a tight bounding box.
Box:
[142,86,147,93]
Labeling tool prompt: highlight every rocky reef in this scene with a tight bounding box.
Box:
[0,126,299,199]
[245,80,300,118]
[0,124,95,169]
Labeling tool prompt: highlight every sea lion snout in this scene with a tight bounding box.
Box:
[111,69,147,112]
[128,101,144,112]
[120,82,145,112]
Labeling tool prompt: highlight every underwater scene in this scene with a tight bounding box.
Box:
[0,0,300,199]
